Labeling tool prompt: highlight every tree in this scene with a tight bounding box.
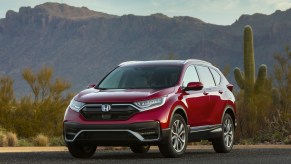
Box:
[15,66,72,137]
[0,76,15,128]
[0,76,15,107]
[273,46,291,112]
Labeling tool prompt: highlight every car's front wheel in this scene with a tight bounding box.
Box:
[67,143,97,158]
[212,113,234,153]
[159,114,188,158]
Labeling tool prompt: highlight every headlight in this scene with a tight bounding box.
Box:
[69,99,85,112]
[134,97,166,111]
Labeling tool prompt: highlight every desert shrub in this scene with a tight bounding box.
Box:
[0,126,7,133]
[49,136,65,146]
[256,109,291,143]
[6,132,18,146]
[234,46,291,143]
[254,46,291,143]
[33,134,48,146]
[18,138,33,147]
[0,132,8,147]
[0,67,71,139]
[284,135,291,144]
[18,66,71,137]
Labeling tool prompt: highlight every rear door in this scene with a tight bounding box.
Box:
[208,67,227,124]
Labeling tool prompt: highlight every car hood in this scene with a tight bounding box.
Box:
[74,87,175,103]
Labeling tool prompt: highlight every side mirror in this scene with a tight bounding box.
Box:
[184,82,203,91]
[87,84,96,89]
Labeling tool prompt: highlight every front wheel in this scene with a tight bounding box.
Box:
[67,143,97,158]
[212,113,234,153]
[159,114,188,158]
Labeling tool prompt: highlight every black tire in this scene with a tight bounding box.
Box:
[67,143,97,158]
[159,114,188,158]
[212,113,234,153]
[130,145,150,153]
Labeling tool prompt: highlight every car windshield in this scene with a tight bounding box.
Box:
[97,65,182,89]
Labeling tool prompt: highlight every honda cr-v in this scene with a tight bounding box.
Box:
[63,59,236,158]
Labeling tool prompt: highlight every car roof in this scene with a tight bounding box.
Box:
[119,59,212,67]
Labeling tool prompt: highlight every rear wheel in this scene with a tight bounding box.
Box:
[130,145,150,153]
[67,143,97,158]
[159,114,188,158]
[212,113,234,153]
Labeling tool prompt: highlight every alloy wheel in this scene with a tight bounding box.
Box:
[223,118,233,148]
[171,119,186,152]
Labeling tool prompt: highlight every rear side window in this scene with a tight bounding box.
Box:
[195,65,215,88]
[210,68,221,85]
[182,65,199,87]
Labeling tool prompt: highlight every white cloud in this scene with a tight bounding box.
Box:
[249,0,291,12]
[272,0,291,10]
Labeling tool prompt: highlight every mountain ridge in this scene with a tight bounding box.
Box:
[0,3,290,96]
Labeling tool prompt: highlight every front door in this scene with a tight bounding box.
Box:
[181,65,210,127]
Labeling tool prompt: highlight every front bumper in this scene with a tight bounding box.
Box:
[63,121,169,146]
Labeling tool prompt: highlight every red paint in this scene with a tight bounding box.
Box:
[64,60,236,130]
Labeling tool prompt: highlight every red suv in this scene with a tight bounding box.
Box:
[63,59,236,158]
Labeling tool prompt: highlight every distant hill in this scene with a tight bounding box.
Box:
[0,2,290,96]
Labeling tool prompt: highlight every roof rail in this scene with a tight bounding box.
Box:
[118,61,140,66]
[184,59,212,65]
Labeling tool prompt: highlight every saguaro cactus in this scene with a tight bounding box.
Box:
[234,25,267,105]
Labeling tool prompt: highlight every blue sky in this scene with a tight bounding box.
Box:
[1,0,291,25]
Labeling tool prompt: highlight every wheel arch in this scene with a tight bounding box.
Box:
[221,105,236,129]
[171,105,188,125]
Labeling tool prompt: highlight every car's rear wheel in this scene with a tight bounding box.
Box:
[67,143,97,158]
[130,145,150,153]
[212,113,234,153]
[159,114,188,158]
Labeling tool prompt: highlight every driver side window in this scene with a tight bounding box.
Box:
[182,65,199,87]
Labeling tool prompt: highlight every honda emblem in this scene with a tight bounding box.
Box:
[101,104,111,112]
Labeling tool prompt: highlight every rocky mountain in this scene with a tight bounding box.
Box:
[0,2,290,96]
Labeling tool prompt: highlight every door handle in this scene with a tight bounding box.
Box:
[203,91,209,95]
[218,90,223,94]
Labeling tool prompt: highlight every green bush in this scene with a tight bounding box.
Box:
[18,138,33,147]
[49,136,65,146]
[6,132,18,146]
[0,126,7,133]
[33,134,48,146]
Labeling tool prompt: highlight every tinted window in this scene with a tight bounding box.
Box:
[210,68,221,85]
[182,65,199,87]
[98,66,182,89]
[195,66,215,88]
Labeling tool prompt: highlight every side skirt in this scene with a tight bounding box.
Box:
[188,124,222,142]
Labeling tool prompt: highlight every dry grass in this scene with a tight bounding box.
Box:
[0,132,8,147]
[6,132,18,146]
[33,134,48,146]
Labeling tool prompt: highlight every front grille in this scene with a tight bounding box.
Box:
[80,104,139,121]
